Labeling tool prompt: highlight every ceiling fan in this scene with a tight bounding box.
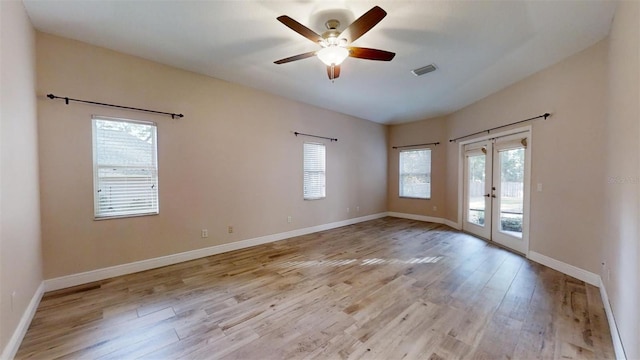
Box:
[274,6,395,80]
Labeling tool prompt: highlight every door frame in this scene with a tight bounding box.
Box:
[456,125,532,256]
[462,140,493,240]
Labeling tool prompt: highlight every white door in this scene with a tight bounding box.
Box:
[491,134,529,254]
[463,141,492,239]
[462,132,530,254]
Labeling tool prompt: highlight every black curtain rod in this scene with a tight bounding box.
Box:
[47,94,184,119]
[392,142,440,149]
[294,132,338,142]
[449,112,550,143]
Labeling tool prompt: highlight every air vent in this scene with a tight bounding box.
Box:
[411,64,437,76]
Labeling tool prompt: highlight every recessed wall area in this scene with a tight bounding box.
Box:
[390,39,608,274]
[1,1,638,359]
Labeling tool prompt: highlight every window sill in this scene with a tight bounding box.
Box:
[94,212,159,221]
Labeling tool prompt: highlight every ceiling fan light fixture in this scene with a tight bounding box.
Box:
[317,46,349,66]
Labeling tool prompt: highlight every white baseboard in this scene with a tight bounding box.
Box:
[44,212,387,292]
[599,279,627,360]
[14,214,627,360]
[387,212,461,230]
[442,218,461,230]
[523,252,626,358]
[1,282,44,360]
[527,251,600,286]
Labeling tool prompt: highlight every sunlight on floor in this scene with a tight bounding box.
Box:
[278,256,443,268]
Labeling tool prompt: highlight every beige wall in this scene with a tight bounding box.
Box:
[602,1,639,358]
[390,40,608,274]
[445,40,608,273]
[13,3,639,356]
[389,16,640,354]
[36,33,388,279]
[387,116,447,218]
[0,0,43,354]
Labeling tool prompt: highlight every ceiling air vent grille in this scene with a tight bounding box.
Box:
[411,64,437,76]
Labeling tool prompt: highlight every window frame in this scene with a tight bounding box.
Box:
[92,115,159,220]
[398,147,432,200]
[303,142,326,200]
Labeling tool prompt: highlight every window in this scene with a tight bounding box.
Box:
[303,142,326,200]
[399,148,431,199]
[92,116,159,219]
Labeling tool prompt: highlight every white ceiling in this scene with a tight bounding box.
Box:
[23,1,616,124]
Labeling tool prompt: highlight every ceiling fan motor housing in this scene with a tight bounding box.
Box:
[325,19,340,30]
[322,19,342,45]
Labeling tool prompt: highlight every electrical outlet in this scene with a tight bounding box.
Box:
[228,226,233,234]
[201,229,208,238]
[433,206,437,211]
[287,216,292,223]
[356,206,360,212]
[347,207,350,213]
[11,291,16,311]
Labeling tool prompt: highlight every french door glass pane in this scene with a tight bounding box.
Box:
[499,148,524,237]
[467,154,486,226]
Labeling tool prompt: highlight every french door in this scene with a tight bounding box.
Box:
[462,132,530,254]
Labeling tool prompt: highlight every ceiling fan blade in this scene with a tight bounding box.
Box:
[348,47,395,61]
[277,15,323,44]
[274,51,317,64]
[327,65,340,80]
[339,6,387,44]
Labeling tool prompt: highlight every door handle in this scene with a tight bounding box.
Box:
[484,194,491,198]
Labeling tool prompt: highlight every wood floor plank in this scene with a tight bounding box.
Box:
[15,217,615,360]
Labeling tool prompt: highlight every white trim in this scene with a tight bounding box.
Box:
[599,279,627,360]
[1,282,44,360]
[44,213,387,291]
[456,126,532,225]
[456,125,532,253]
[457,127,532,146]
[523,252,626,358]
[387,212,461,230]
[11,216,625,360]
[527,251,600,286]
[442,218,461,230]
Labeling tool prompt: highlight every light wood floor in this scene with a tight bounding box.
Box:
[17,218,614,359]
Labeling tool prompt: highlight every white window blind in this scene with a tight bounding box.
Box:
[399,148,431,199]
[92,117,159,219]
[303,142,326,200]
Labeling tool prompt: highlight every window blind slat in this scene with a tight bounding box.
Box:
[399,148,431,199]
[93,117,159,218]
[303,143,326,200]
